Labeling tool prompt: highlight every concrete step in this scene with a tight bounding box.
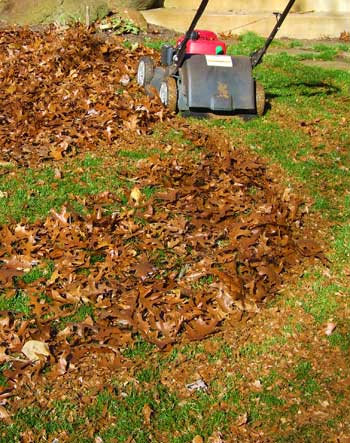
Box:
[141,9,349,39]
[163,0,350,13]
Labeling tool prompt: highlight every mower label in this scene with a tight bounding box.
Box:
[205,55,233,67]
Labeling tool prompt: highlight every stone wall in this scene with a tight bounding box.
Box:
[293,0,350,13]
[163,0,350,13]
[0,0,162,25]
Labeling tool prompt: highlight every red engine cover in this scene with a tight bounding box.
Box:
[177,30,227,55]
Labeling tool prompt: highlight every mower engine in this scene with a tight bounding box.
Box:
[176,30,226,56]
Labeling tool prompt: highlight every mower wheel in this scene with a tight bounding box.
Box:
[255,81,265,116]
[159,77,177,112]
[137,56,154,87]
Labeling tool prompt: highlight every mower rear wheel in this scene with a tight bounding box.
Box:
[137,56,154,87]
[159,77,178,112]
[255,81,265,116]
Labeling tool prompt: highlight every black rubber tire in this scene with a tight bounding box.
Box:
[159,76,178,112]
[255,81,266,116]
[137,56,154,87]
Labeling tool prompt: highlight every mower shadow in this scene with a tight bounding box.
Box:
[180,110,261,121]
[266,80,341,99]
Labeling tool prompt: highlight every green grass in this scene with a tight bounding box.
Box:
[0,382,238,443]
[0,350,325,442]
[0,335,345,443]
[0,363,10,387]
[209,55,350,226]
[118,148,160,160]
[121,336,156,359]
[296,48,338,62]
[20,261,54,284]
[255,53,348,98]
[288,40,303,48]
[155,128,192,146]
[332,224,350,262]
[0,154,128,224]
[0,150,168,224]
[58,303,94,327]
[196,52,350,439]
[227,31,270,56]
[294,42,350,62]
[2,400,86,443]
[328,330,350,352]
[301,282,340,323]
[239,335,288,358]
[143,38,176,51]
[0,290,30,315]
[293,360,321,397]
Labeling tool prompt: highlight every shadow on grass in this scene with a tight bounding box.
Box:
[266,81,340,99]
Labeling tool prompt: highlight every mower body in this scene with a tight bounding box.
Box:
[137,30,257,115]
[137,0,295,116]
[177,54,255,112]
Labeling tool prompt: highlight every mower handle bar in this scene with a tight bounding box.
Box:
[173,0,296,71]
[251,0,296,67]
[174,0,210,69]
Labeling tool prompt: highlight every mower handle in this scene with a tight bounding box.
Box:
[174,0,210,69]
[251,0,296,68]
[173,0,296,71]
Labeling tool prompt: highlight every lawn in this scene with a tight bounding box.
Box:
[0,26,350,442]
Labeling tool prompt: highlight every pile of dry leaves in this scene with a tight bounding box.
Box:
[0,25,326,396]
[0,24,165,167]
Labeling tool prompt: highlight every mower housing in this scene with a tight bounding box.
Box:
[138,49,258,115]
[177,54,255,112]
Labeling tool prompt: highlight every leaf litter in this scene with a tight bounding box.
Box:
[0,23,328,424]
[0,24,165,168]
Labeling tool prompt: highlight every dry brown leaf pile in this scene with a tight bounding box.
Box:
[0,24,164,167]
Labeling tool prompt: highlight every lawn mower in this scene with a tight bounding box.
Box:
[137,0,296,116]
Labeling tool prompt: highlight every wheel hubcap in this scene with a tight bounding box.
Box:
[159,82,168,106]
[137,61,145,86]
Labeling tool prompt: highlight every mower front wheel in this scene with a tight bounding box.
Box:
[255,81,265,116]
[137,56,154,87]
[159,77,177,112]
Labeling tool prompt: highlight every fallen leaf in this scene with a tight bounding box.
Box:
[186,379,208,392]
[236,412,248,426]
[0,405,10,420]
[208,431,224,443]
[134,261,155,280]
[325,322,337,336]
[142,403,153,425]
[130,187,142,205]
[22,340,50,361]
[252,379,263,390]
